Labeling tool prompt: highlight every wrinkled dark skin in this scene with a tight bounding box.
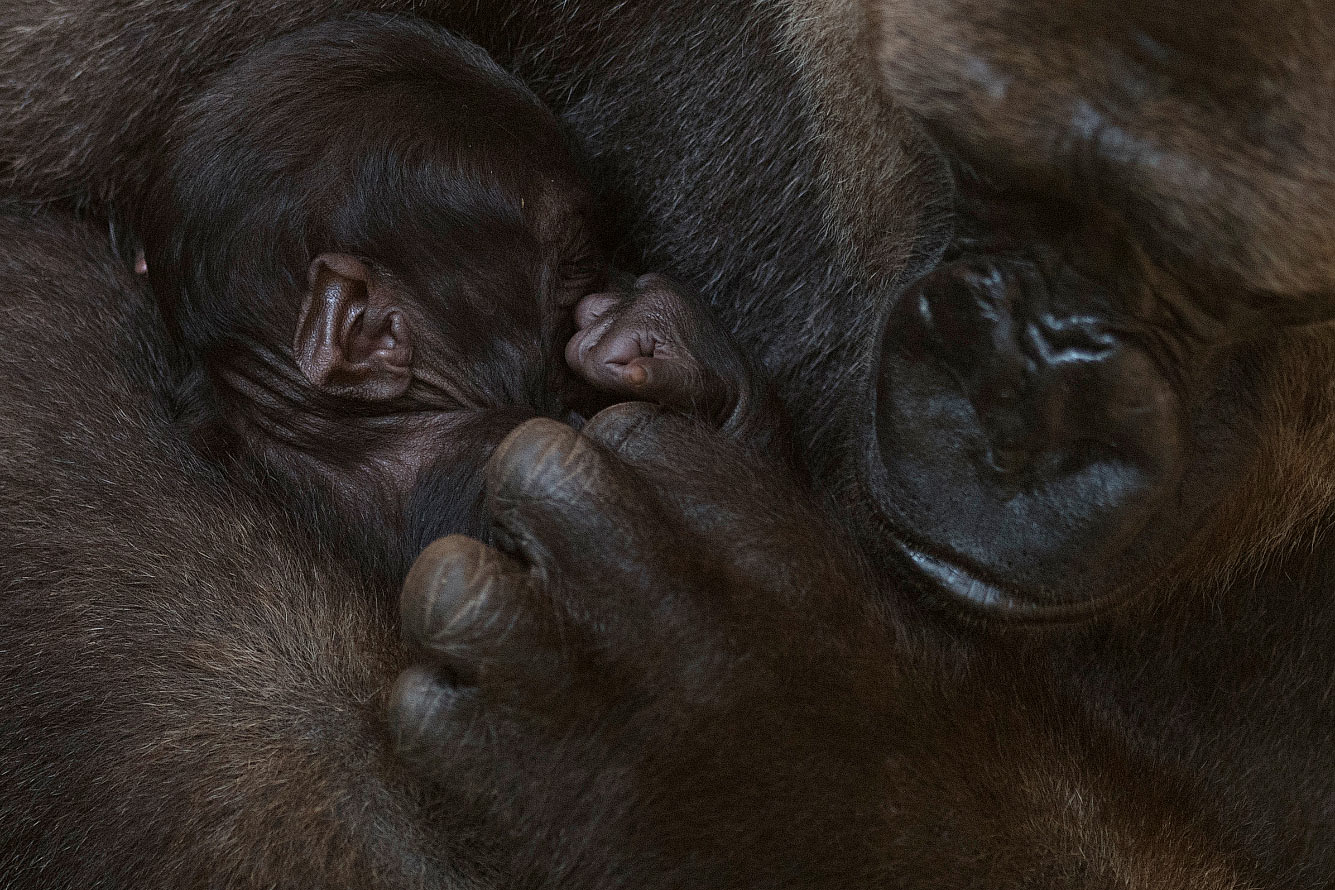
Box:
[391,408,900,887]
[1,0,1334,887]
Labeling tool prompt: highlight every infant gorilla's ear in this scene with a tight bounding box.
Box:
[294,253,414,402]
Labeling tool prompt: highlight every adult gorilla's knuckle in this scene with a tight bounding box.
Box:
[387,665,460,759]
[581,402,667,455]
[486,417,606,503]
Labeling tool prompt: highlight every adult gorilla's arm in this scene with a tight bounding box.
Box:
[0,210,479,888]
[380,406,1239,888]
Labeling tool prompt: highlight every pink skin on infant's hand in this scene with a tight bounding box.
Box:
[565,273,720,411]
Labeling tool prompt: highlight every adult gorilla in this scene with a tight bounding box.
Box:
[0,0,1333,887]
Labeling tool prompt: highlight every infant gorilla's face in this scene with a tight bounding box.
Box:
[295,153,759,548]
[131,13,764,574]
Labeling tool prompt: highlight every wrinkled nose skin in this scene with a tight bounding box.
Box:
[870,257,1187,616]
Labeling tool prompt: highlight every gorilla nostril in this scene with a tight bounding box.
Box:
[874,251,1190,611]
[920,266,1005,356]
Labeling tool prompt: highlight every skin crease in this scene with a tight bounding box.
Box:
[130,16,774,583]
[0,0,1332,886]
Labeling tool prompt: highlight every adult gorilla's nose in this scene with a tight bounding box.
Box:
[868,254,1188,617]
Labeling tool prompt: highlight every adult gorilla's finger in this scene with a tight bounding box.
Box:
[483,417,677,593]
[581,403,876,615]
[400,535,564,688]
[386,664,476,763]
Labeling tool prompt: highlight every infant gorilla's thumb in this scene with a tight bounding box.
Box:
[573,291,619,328]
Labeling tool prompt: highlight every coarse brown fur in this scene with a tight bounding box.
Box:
[0,209,487,888]
[0,0,1332,887]
[0,208,1254,888]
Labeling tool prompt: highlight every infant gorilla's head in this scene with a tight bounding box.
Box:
[132,15,606,559]
[143,16,604,423]
[132,14,755,570]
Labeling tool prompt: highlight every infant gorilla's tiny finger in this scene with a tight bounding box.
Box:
[576,353,700,411]
[567,306,645,370]
[617,357,703,409]
[573,292,618,328]
[563,315,616,379]
[568,318,704,408]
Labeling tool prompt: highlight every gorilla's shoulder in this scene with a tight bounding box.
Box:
[0,207,212,519]
[0,206,165,390]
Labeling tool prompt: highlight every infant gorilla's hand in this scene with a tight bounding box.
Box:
[387,405,893,888]
[565,273,752,427]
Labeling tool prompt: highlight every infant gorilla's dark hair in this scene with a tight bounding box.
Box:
[135,13,585,367]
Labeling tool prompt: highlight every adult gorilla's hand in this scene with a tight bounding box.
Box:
[387,403,894,888]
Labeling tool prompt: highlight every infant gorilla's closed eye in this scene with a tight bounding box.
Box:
[129,15,776,574]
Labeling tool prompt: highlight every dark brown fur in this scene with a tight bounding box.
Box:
[0,208,1250,888]
[0,210,484,887]
[0,0,1332,887]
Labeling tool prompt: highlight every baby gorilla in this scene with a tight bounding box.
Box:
[131,15,765,575]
